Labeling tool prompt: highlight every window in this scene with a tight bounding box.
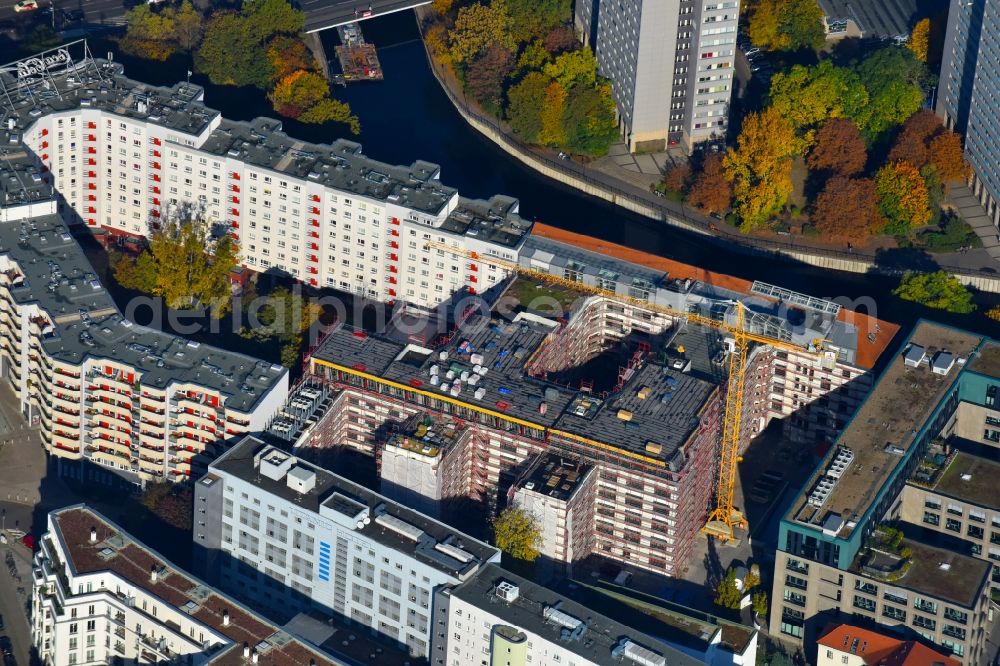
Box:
[923,512,940,526]
[785,575,807,590]
[945,518,962,532]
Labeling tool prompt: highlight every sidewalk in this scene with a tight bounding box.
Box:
[952,184,1000,263]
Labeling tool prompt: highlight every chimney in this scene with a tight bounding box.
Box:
[89,527,97,543]
[242,643,250,658]
[251,649,259,664]
[150,565,158,584]
[222,609,230,627]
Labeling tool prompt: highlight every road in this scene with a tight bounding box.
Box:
[0,540,33,665]
[0,0,125,36]
[301,0,429,33]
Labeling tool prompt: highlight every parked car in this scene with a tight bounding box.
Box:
[743,46,762,56]
[751,62,773,73]
[13,0,38,11]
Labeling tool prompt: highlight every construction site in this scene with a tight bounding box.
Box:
[262,231,897,579]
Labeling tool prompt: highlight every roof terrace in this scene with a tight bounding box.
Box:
[791,322,982,538]
[518,454,592,502]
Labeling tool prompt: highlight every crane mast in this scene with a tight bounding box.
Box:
[424,240,822,541]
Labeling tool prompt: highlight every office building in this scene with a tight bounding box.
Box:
[574,0,738,152]
[770,321,1000,663]
[0,105,287,487]
[936,0,1000,225]
[4,41,530,309]
[31,505,417,666]
[434,564,758,666]
[194,435,501,660]
[817,623,960,666]
[302,231,894,578]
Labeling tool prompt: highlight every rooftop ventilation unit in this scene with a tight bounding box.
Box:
[495,580,519,602]
[286,465,316,494]
[374,509,424,542]
[611,638,666,666]
[903,344,926,367]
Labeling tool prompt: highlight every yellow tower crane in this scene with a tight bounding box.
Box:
[424,240,824,541]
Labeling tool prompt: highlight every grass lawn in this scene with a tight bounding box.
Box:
[505,278,585,312]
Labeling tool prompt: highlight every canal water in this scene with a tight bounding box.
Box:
[82,14,1000,338]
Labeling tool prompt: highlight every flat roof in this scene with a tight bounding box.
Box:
[791,322,982,537]
[922,450,1000,511]
[850,537,990,608]
[210,436,499,578]
[49,506,361,666]
[966,340,1000,377]
[0,44,531,249]
[518,453,592,502]
[448,564,707,666]
[528,223,899,370]
[0,206,285,413]
[312,313,717,468]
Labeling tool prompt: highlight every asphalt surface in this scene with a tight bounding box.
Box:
[0,0,126,31]
[301,0,428,32]
[0,538,33,666]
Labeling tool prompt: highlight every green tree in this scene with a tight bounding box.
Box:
[449,0,514,66]
[240,0,304,39]
[857,47,928,140]
[491,506,542,561]
[120,5,178,60]
[543,48,597,89]
[714,568,742,610]
[875,161,932,234]
[141,483,193,530]
[561,82,618,156]
[242,286,322,345]
[506,0,569,42]
[173,0,204,52]
[747,0,824,52]
[299,99,361,132]
[507,71,549,143]
[516,40,550,74]
[768,61,870,149]
[110,250,157,293]
[724,108,796,231]
[752,591,769,618]
[133,218,240,315]
[196,12,274,88]
[894,271,975,314]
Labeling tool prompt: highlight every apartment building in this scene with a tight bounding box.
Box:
[816,623,960,666]
[0,121,287,486]
[574,0,738,152]
[770,322,1000,663]
[936,0,1000,225]
[31,505,413,666]
[5,41,530,309]
[300,233,893,579]
[899,449,1000,601]
[193,435,501,660]
[433,564,758,666]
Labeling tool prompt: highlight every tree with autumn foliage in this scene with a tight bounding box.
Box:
[449,0,515,66]
[807,118,867,177]
[269,70,360,132]
[928,131,968,181]
[267,35,317,81]
[908,18,930,63]
[888,110,940,168]
[121,1,203,60]
[507,71,548,143]
[466,45,515,109]
[813,177,882,242]
[875,161,933,234]
[747,0,825,52]
[724,109,797,231]
[538,80,568,146]
[662,163,692,194]
[687,154,731,215]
